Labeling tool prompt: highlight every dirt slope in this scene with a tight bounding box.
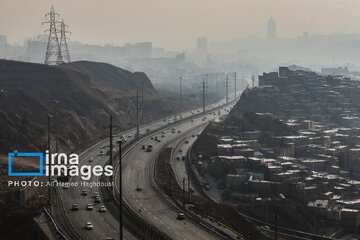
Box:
[0,59,174,155]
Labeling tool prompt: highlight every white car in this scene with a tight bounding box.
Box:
[94,192,99,198]
[99,205,107,213]
[85,222,93,230]
[87,203,93,210]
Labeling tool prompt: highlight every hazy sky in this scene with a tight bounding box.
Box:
[0,0,359,50]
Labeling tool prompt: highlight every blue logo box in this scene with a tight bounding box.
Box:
[8,150,43,176]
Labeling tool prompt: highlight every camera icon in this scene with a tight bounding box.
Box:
[8,150,43,176]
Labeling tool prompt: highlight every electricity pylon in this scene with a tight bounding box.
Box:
[59,19,71,63]
[43,6,62,65]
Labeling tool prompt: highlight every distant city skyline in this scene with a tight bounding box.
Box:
[1,0,360,51]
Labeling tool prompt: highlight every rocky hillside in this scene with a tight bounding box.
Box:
[63,61,159,97]
[0,59,174,155]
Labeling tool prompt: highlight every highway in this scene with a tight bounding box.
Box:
[55,93,239,240]
[116,103,236,240]
[57,135,136,240]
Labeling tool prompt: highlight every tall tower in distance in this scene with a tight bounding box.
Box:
[267,17,277,40]
[197,37,208,54]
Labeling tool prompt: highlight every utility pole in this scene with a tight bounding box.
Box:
[179,77,182,113]
[118,141,123,240]
[225,74,229,104]
[201,77,207,114]
[47,114,52,205]
[183,178,186,210]
[215,73,218,98]
[136,87,140,140]
[109,116,113,183]
[103,116,120,184]
[140,81,144,125]
[234,72,237,99]
[252,75,255,88]
[53,100,59,153]
[187,169,191,202]
[241,75,244,92]
[43,6,62,65]
[274,213,278,240]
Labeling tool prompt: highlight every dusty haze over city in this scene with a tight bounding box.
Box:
[1,0,360,50]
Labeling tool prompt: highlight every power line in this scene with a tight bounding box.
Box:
[225,74,229,104]
[59,19,71,63]
[43,6,62,65]
[201,75,208,114]
[179,76,182,112]
[136,87,140,139]
[234,72,237,99]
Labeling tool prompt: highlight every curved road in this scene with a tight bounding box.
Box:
[117,103,236,240]
[57,92,239,240]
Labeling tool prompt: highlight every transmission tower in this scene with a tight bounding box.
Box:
[179,76,182,111]
[59,19,71,63]
[234,72,237,99]
[201,75,208,114]
[43,6,62,65]
[131,84,144,140]
[225,74,229,104]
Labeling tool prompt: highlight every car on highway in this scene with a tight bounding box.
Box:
[94,192,99,198]
[85,222,93,230]
[87,203,93,210]
[204,184,211,191]
[185,140,189,144]
[147,145,153,152]
[63,184,70,190]
[95,196,101,203]
[177,212,185,220]
[81,190,88,196]
[146,128,151,132]
[260,225,270,231]
[175,156,180,160]
[157,139,162,142]
[179,149,183,153]
[88,157,94,162]
[136,185,142,191]
[99,205,107,213]
[178,130,181,133]
[162,133,166,137]
[189,187,195,193]
[72,203,79,211]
